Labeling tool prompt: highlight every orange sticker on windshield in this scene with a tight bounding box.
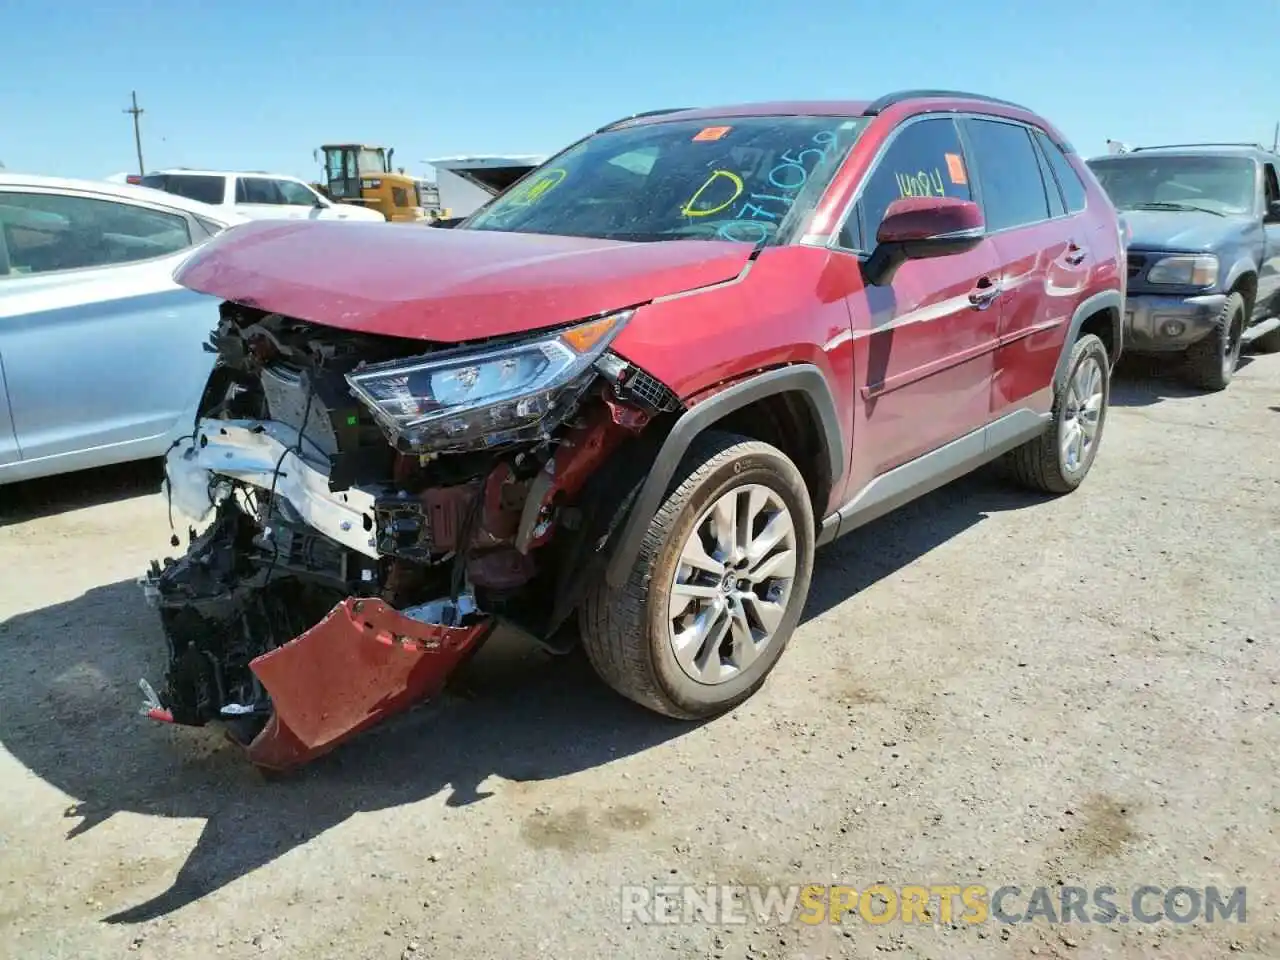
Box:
[693,126,732,142]
[945,152,967,185]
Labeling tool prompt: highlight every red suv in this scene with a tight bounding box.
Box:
[145,91,1125,769]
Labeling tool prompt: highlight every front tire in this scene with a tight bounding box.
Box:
[580,432,815,719]
[1006,333,1110,494]
[1182,292,1245,390]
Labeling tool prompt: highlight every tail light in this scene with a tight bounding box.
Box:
[126,174,142,185]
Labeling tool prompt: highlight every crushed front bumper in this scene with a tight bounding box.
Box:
[147,417,496,771]
[242,598,491,770]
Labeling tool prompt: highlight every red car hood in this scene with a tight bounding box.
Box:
[175,219,753,342]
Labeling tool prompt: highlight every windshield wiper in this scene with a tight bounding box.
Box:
[1129,201,1226,217]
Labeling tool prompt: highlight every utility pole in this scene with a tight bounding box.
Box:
[1272,122,1278,153]
[123,91,145,176]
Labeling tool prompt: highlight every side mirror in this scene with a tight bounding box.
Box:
[431,217,467,229]
[1266,200,1280,223]
[864,196,985,285]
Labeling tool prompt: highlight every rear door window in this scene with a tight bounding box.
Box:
[0,191,193,276]
[236,178,286,204]
[140,173,226,206]
[850,116,973,250]
[963,119,1050,232]
[1034,130,1088,214]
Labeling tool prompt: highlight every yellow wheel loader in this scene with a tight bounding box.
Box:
[315,144,426,222]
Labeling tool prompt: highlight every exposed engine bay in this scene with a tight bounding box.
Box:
[140,302,679,769]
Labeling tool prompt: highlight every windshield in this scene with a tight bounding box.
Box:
[463,115,868,244]
[1086,155,1256,216]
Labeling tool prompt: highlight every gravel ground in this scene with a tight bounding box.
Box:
[0,354,1276,960]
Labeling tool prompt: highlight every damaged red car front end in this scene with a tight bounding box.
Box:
[243,598,491,770]
[139,220,711,770]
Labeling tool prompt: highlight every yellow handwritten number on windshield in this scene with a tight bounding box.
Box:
[512,168,567,206]
[681,170,745,217]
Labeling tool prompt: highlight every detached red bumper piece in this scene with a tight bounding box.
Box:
[242,598,492,771]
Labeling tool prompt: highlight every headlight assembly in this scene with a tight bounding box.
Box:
[1146,254,1217,286]
[346,309,633,453]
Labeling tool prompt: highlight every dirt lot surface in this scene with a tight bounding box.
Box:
[1,355,1277,960]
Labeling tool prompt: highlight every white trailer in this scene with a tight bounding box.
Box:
[427,155,544,217]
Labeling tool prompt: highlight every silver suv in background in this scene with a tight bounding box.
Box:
[139,169,386,223]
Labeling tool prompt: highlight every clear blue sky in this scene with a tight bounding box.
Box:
[2,0,1275,181]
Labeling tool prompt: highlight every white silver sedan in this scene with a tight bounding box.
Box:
[0,174,243,485]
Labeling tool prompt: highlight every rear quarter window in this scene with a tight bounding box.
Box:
[194,215,226,238]
[140,173,227,206]
[1034,131,1088,213]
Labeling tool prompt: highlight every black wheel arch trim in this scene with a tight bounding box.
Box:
[1054,289,1123,390]
[1222,262,1257,307]
[603,364,845,589]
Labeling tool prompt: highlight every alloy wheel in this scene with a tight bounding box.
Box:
[1061,355,1105,474]
[667,484,798,685]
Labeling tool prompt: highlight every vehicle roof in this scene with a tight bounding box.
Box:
[428,155,547,169]
[147,168,312,180]
[610,93,1045,130]
[1088,144,1277,163]
[0,172,245,224]
[625,101,873,123]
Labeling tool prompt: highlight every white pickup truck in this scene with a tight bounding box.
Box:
[138,169,385,223]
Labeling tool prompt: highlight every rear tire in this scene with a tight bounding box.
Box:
[1182,292,1244,390]
[580,431,815,719]
[1006,333,1110,495]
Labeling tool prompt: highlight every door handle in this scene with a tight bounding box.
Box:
[968,277,1001,308]
[1063,243,1087,266]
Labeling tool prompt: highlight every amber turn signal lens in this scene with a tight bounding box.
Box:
[560,314,622,353]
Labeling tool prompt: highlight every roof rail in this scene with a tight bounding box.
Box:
[862,89,1031,116]
[596,107,695,132]
[1129,142,1269,152]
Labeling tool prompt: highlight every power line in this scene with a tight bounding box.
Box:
[123,91,145,176]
